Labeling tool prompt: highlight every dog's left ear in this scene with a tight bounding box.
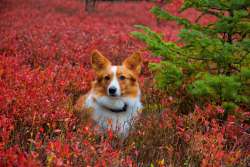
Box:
[123,52,142,75]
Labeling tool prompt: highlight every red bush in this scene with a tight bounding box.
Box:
[0,0,249,166]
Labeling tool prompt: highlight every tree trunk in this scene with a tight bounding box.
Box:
[85,0,96,12]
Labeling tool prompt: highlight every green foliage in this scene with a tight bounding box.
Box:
[131,25,182,59]
[132,0,250,112]
[188,74,247,103]
[149,62,183,91]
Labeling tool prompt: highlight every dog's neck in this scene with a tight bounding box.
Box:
[85,91,143,136]
[100,103,128,113]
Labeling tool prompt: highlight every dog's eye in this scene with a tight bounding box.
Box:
[119,75,126,80]
[104,75,110,81]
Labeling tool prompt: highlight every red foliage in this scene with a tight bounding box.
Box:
[0,0,249,166]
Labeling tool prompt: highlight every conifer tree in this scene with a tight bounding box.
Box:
[132,0,250,113]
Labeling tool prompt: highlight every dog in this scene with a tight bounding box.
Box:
[75,50,143,137]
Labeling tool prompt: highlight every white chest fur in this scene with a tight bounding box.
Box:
[85,92,142,136]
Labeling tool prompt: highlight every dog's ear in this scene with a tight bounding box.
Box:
[123,52,142,75]
[91,50,111,72]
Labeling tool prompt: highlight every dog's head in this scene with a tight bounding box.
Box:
[91,50,142,98]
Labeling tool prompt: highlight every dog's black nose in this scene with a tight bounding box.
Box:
[108,87,117,96]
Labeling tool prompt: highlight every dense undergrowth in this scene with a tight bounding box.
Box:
[0,0,249,166]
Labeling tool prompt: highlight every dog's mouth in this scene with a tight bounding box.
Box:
[107,92,123,98]
[108,94,120,98]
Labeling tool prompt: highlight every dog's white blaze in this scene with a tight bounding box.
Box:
[108,66,121,96]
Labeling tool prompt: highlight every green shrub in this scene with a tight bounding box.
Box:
[132,0,250,113]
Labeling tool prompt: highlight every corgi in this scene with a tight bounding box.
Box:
[75,50,143,136]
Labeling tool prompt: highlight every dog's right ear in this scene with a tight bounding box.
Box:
[91,50,111,72]
[122,52,142,76]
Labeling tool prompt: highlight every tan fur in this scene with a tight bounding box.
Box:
[91,50,111,73]
[93,69,113,97]
[116,66,139,98]
[122,52,142,76]
[75,94,87,111]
